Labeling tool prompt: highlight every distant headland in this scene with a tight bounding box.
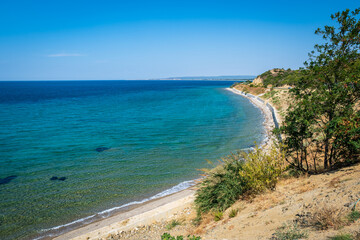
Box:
[149,75,256,81]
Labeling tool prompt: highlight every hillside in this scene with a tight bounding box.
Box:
[109,163,360,240]
[249,68,303,88]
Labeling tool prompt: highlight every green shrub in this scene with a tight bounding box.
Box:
[347,210,360,223]
[166,219,181,230]
[195,152,247,213]
[259,68,303,87]
[161,233,184,240]
[161,233,201,240]
[239,146,285,194]
[329,233,353,240]
[273,223,308,240]
[213,211,223,221]
[195,146,285,214]
[229,208,238,218]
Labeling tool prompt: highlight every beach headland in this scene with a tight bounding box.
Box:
[51,85,278,240]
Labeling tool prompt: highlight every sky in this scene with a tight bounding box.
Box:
[0,0,358,80]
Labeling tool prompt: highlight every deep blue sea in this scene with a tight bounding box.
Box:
[0,80,264,239]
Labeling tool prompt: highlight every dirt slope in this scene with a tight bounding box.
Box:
[109,163,360,240]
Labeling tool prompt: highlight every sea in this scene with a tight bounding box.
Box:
[0,80,264,239]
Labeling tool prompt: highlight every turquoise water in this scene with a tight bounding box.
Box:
[0,81,264,239]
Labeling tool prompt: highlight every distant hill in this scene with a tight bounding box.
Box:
[152,75,256,81]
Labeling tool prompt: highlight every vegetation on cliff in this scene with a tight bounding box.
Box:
[195,146,285,216]
[195,7,360,221]
[280,8,360,172]
[259,68,304,87]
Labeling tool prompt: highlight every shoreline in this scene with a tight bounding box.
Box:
[226,87,279,149]
[53,189,195,240]
[51,86,278,240]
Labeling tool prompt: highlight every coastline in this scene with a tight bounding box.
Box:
[53,189,195,240]
[51,86,278,240]
[226,87,279,149]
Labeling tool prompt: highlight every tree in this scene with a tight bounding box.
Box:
[281,8,360,172]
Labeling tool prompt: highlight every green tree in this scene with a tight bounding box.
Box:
[281,8,360,172]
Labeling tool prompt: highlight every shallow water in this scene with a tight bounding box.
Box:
[0,80,264,239]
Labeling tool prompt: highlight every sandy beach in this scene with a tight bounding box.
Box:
[53,87,279,240]
[53,189,195,240]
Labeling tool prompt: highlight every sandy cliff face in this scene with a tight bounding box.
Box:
[252,76,263,86]
[252,68,284,87]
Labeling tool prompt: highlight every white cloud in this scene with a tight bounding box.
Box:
[47,53,85,57]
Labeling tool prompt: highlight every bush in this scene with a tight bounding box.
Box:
[161,233,201,240]
[195,152,247,213]
[273,223,308,240]
[213,211,223,221]
[229,208,238,218]
[239,146,285,193]
[166,219,181,230]
[195,146,285,214]
[347,210,360,223]
[307,206,345,230]
[329,233,354,240]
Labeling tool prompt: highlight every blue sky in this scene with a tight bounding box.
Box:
[0,0,358,80]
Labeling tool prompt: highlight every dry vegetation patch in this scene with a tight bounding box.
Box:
[307,206,347,230]
[233,84,266,95]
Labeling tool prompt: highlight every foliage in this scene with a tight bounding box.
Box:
[166,219,182,230]
[263,90,277,99]
[329,233,354,240]
[161,233,200,240]
[347,210,360,223]
[195,146,285,214]
[191,212,202,226]
[273,223,308,240]
[195,152,247,213]
[260,68,304,87]
[280,8,360,172]
[229,208,238,218]
[239,146,286,193]
[213,211,223,221]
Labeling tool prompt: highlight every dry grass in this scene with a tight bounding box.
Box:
[307,206,346,230]
[191,212,213,235]
[328,177,341,188]
[234,84,266,95]
[121,219,129,226]
[253,193,284,211]
[297,181,316,194]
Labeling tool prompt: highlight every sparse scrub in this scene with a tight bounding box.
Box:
[195,145,285,215]
[228,208,238,218]
[166,219,182,230]
[192,213,202,226]
[161,233,200,240]
[273,223,308,240]
[347,210,360,223]
[307,206,345,230]
[263,90,276,99]
[195,152,247,213]
[329,233,354,240]
[213,211,223,221]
